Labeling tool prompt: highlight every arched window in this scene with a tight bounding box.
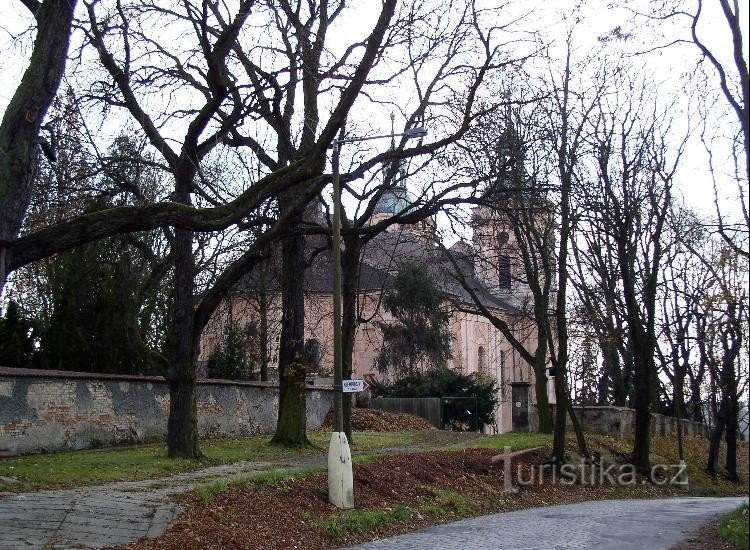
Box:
[477,346,486,373]
[304,339,321,368]
[498,254,511,289]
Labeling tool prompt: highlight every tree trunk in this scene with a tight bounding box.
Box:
[707,395,726,478]
[271,226,310,447]
[725,392,739,482]
[674,369,685,461]
[688,374,705,422]
[631,345,652,472]
[551,367,568,463]
[534,369,552,433]
[166,183,200,459]
[532,333,553,433]
[341,234,361,443]
[566,400,590,458]
[723,349,740,482]
[167,367,199,458]
[259,257,269,382]
[601,326,626,406]
[0,0,77,293]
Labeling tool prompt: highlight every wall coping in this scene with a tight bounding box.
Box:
[544,403,709,427]
[570,405,634,412]
[0,366,335,391]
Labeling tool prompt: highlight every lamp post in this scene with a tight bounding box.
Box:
[328,123,427,509]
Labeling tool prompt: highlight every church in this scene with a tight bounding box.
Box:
[199,152,554,434]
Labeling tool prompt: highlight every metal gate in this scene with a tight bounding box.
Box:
[511,382,530,432]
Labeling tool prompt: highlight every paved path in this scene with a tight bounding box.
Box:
[0,453,328,550]
[0,435,483,549]
[353,497,749,550]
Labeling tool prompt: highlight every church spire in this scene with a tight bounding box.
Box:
[390,112,396,150]
[373,112,411,216]
[384,112,406,189]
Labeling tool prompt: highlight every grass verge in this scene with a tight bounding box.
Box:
[320,504,413,541]
[0,431,428,492]
[717,504,749,550]
[128,437,750,550]
[458,432,553,452]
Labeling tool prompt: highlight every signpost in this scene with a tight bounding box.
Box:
[328,120,428,510]
[342,379,366,393]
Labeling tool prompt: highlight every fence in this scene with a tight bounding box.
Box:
[369,397,443,427]
[368,396,479,430]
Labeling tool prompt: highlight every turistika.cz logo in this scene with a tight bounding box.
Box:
[494,446,689,490]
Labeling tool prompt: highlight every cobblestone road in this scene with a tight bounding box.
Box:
[353,497,749,550]
[0,436,483,549]
[0,454,326,549]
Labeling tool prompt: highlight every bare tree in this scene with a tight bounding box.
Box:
[686,237,747,481]
[687,0,749,255]
[585,75,686,471]
[0,0,78,291]
[655,205,712,459]
[627,0,748,256]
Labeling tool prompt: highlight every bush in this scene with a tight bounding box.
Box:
[717,504,749,550]
[370,368,498,430]
[207,321,253,380]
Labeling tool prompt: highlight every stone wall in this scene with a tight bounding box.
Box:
[0,367,334,455]
[530,405,710,439]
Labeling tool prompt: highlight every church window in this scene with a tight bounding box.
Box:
[498,254,511,289]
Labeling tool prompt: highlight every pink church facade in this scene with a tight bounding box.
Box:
[199,205,554,434]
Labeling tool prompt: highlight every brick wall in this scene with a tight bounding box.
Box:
[0,367,334,455]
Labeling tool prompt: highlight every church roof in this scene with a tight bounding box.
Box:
[236,228,519,315]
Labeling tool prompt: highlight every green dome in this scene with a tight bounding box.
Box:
[373,186,411,215]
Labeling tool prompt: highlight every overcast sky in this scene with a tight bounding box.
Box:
[1,0,747,225]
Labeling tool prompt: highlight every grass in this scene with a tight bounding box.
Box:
[320,504,413,541]
[584,432,749,495]
[717,504,749,550]
[190,465,326,503]
[423,487,478,515]
[0,431,422,492]
[6,428,735,496]
[453,431,553,452]
[195,481,229,505]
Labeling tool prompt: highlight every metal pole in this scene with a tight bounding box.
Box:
[328,132,353,510]
[331,139,344,433]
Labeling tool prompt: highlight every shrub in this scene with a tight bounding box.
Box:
[370,368,498,429]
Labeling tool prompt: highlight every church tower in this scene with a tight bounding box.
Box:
[369,114,435,238]
[470,108,533,303]
[471,206,516,294]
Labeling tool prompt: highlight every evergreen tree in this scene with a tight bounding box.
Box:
[0,301,36,369]
[376,262,452,376]
[19,127,170,376]
[34,217,165,375]
[206,321,254,380]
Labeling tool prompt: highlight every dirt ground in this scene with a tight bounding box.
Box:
[123,442,739,550]
[320,408,437,432]
[670,519,737,550]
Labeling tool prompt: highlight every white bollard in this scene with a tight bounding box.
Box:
[328,431,354,509]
